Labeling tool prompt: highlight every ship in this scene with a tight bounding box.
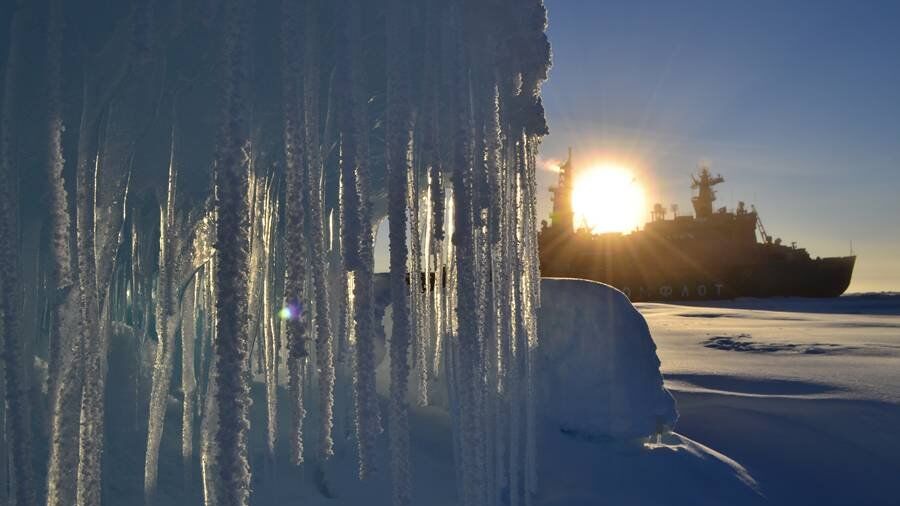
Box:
[538,150,856,301]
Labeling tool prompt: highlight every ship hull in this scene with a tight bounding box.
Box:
[538,231,856,302]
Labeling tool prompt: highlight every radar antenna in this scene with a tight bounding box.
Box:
[690,166,724,219]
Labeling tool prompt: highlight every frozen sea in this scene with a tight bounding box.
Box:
[641,293,900,505]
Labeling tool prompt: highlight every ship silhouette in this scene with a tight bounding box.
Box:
[538,150,856,301]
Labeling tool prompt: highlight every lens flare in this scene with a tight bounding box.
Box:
[278,302,302,321]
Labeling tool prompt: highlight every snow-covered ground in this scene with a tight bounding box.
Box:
[641,294,900,505]
[101,282,900,505]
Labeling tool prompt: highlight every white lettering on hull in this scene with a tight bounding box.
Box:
[618,282,726,300]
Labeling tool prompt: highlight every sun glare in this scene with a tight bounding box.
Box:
[571,165,646,234]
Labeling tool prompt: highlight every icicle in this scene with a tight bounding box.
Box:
[212,0,253,503]
[343,0,380,480]
[304,0,336,463]
[43,5,70,300]
[419,171,434,407]
[281,0,309,467]
[486,83,507,506]
[44,0,84,502]
[262,179,280,463]
[200,356,219,506]
[386,0,414,501]
[470,71,493,506]
[144,121,179,504]
[434,188,455,379]
[198,251,216,424]
[334,10,356,451]
[407,154,422,374]
[329,237,347,398]
[445,5,492,503]
[182,268,199,485]
[523,137,541,501]
[408,143,428,410]
[428,169,443,379]
[510,165,524,506]
[415,0,444,412]
[2,0,559,503]
[73,125,103,506]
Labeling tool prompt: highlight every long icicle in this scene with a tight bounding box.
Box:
[449,4,483,503]
[408,130,425,407]
[486,82,506,506]
[523,136,541,502]
[73,109,103,506]
[144,118,179,505]
[304,0,336,465]
[386,0,414,502]
[181,266,199,487]
[281,0,309,467]
[44,0,84,502]
[262,177,280,465]
[334,0,357,455]
[212,0,253,503]
[346,0,380,480]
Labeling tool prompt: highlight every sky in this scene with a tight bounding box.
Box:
[536,0,900,293]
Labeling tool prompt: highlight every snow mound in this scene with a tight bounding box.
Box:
[537,278,677,440]
[539,427,763,506]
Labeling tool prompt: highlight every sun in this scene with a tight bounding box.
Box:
[571,165,646,234]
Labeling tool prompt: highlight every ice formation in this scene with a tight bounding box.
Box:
[0,0,550,504]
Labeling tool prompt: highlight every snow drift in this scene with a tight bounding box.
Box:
[536,278,677,440]
[377,275,678,440]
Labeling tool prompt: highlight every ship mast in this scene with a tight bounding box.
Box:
[549,147,575,232]
[690,166,724,219]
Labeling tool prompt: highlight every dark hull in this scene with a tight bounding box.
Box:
[538,232,856,302]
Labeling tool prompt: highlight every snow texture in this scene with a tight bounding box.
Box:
[644,296,900,505]
[537,279,678,440]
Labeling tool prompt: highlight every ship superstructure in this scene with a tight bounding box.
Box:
[539,151,856,301]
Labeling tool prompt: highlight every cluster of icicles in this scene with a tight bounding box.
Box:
[0,0,550,505]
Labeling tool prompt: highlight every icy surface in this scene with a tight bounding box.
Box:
[641,297,900,404]
[644,294,900,505]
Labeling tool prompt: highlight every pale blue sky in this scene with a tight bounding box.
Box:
[536,0,900,292]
